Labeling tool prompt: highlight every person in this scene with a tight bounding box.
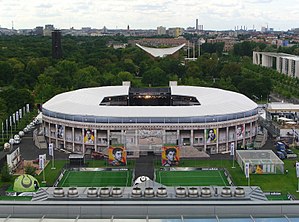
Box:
[207,129,216,143]
[111,147,126,166]
[163,148,178,167]
[84,129,94,144]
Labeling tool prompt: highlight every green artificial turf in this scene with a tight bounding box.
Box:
[156,170,229,186]
[58,170,133,187]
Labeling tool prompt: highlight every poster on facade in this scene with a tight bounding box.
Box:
[108,146,127,166]
[252,164,263,174]
[236,125,244,140]
[206,129,217,143]
[84,129,94,144]
[57,125,64,139]
[161,146,180,167]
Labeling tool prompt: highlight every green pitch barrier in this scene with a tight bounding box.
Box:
[156,169,229,186]
[58,170,133,187]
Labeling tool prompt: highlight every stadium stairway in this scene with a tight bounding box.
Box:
[134,154,155,180]
[248,187,268,201]
[31,188,48,201]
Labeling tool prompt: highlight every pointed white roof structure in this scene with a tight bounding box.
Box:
[136,43,185,58]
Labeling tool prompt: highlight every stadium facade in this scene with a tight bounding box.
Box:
[42,81,259,157]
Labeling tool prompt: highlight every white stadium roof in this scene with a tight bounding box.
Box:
[136,43,185,58]
[43,85,257,118]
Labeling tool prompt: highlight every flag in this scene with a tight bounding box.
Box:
[296,162,299,178]
[19,109,22,119]
[9,116,12,127]
[5,119,8,131]
[49,143,54,156]
[12,113,16,124]
[23,106,25,115]
[245,162,250,178]
[16,111,19,121]
[26,103,30,113]
[230,142,235,156]
[39,154,46,170]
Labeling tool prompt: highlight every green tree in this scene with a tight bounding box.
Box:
[142,67,168,87]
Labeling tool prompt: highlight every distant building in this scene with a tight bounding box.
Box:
[35,26,44,36]
[52,30,62,59]
[168,27,184,37]
[44,24,54,36]
[157,26,166,35]
[253,51,299,78]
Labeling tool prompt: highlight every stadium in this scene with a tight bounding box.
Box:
[42,81,259,158]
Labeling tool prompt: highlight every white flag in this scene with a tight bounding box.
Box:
[245,162,250,178]
[39,154,46,170]
[230,142,235,156]
[49,143,54,156]
[19,109,22,119]
[9,116,12,127]
[16,111,19,121]
[12,113,16,124]
[5,119,8,131]
[296,162,299,178]
[26,104,30,113]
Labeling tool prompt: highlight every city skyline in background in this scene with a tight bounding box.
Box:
[1,0,299,31]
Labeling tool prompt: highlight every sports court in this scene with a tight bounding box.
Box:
[58,170,133,187]
[156,169,229,186]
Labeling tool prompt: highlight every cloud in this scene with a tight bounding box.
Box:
[36,3,53,9]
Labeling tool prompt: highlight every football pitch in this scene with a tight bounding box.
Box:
[156,169,229,186]
[58,170,133,187]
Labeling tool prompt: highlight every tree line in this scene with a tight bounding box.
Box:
[1,35,298,124]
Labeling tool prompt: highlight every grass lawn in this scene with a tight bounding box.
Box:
[35,160,67,186]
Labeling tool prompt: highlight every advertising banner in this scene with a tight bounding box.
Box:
[39,154,46,170]
[48,143,54,156]
[206,129,217,143]
[161,146,180,167]
[108,146,127,166]
[230,142,235,156]
[245,162,250,178]
[84,128,94,144]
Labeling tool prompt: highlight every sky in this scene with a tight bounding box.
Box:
[0,0,299,31]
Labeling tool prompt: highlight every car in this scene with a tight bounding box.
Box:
[91,151,107,160]
[276,151,286,160]
[286,149,298,158]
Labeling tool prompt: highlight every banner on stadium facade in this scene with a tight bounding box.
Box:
[83,128,94,144]
[236,125,244,140]
[108,146,127,166]
[206,128,217,143]
[161,145,180,167]
[57,125,64,139]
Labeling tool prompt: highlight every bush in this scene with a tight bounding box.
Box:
[1,164,12,182]
[24,165,37,176]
